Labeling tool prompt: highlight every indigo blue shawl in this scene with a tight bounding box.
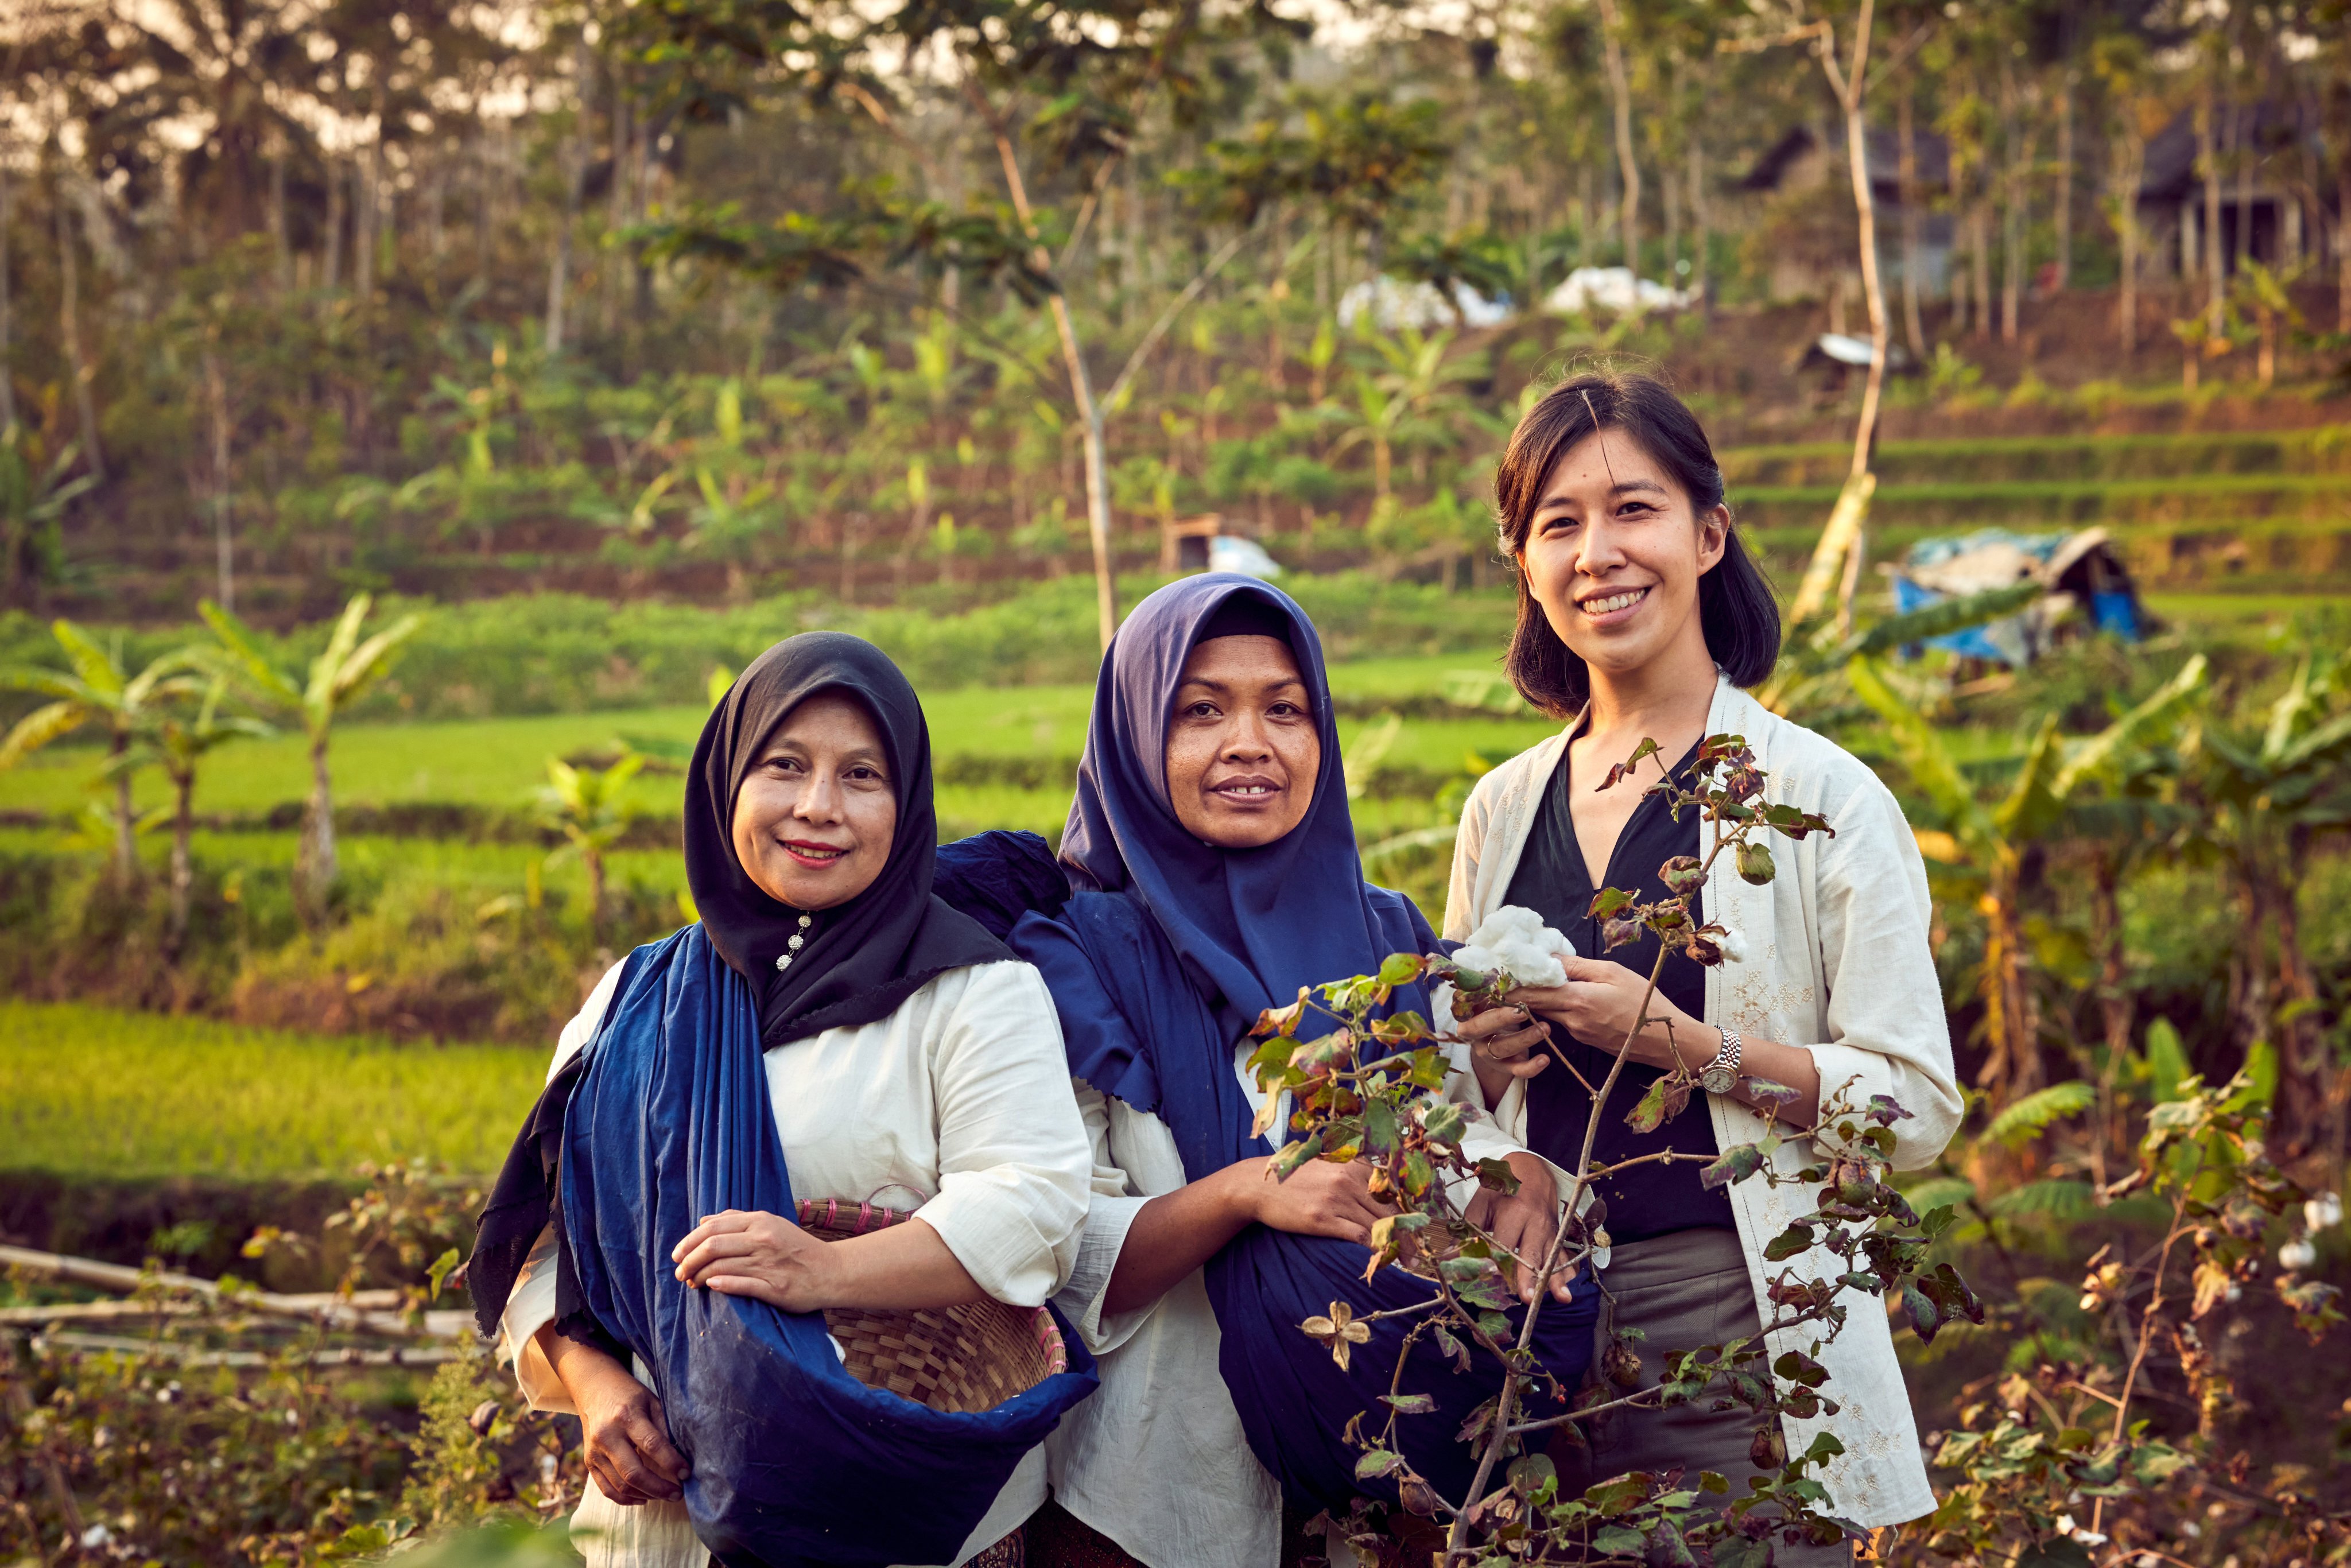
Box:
[561,924,1098,1568]
[1010,575,1596,1515]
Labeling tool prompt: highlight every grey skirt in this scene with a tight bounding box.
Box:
[1552,1227,1852,1568]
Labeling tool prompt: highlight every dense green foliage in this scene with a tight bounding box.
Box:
[3,0,2349,626]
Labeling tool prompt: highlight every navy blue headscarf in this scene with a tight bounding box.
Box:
[1010,575,1597,1515]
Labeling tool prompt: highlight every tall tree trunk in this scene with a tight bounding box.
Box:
[167,767,194,958]
[1688,133,1710,309]
[1840,3,1887,475]
[473,129,492,291]
[55,191,104,483]
[205,352,234,611]
[2055,69,2075,289]
[1981,863,2043,1103]
[269,145,290,290]
[0,159,15,432]
[546,41,593,356]
[607,65,631,338]
[2089,851,2132,1187]
[1898,85,1926,359]
[323,150,345,290]
[984,113,1118,652]
[2200,89,2225,336]
[1594,0,1640,299]
[352,154,374,300]
[2340,151,2350,336]
[2115,133,2146,352]
[297,731,337,929]
[1973,204,1993,339]
[108,727,135,887]
[2001,77,2026,346]
[2231,103,2252,276]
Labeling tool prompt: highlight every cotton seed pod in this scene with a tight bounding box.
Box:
[1749,1422,1787,1470]
[1398,1477,1440,1517]
[1602,1335,1643,1389]
[1737,840,1776,886]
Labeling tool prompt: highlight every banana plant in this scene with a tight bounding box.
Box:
[0,426,95,601]
[2178,634,2351,1161]
[1850,652,2209,1107]
[118,675,273,954]
[536,748,646,941]
[1,622,203,884]
[200,593,424,929]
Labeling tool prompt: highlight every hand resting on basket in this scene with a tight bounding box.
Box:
[671,1207,988,1313]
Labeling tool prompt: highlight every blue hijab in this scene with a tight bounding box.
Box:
[1010,575,1597,1514]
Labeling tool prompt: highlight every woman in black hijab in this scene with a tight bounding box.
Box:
[467,632,1097,1568]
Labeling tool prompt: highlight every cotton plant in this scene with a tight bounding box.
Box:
[1247,731,1954,1567]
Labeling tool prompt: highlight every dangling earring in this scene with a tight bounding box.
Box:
[774,911,814,972]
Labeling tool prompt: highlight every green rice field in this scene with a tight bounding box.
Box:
[0,1002,548,1179]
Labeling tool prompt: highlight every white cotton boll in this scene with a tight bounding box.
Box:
[2280,1237,2318,1271]
[1719,927,1749,965]
[1452,944,1503,976]
[1456,907,1578,987]
[2307,1191,2344,1232]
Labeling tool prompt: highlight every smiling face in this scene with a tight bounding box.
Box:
[1163,632,1322,849]
[729,692,897,911]
[1516,427,1728,690]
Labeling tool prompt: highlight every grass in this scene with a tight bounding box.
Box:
[0,1001,546,1178]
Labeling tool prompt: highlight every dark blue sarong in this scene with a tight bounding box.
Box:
[560,925,1099,1568]
[1014,891,1600,1518]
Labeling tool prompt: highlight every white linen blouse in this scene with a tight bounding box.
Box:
[1442,673,1964,1529]
[1049,1035,1540,1568]
[496,956,1095,1568]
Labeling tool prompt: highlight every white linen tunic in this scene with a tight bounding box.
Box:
[1442,674,1964,1529]
[1047,1035,1543,1568]
[497,957,1095,1568]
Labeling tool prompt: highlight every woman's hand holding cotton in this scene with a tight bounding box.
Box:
[672,1208,839,1311]
[1513,956,1706,1071]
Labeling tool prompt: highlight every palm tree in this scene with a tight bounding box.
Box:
[537,750,646,941]
[200,593,424,929]
[123,676,273,956]
[0,622,202,884]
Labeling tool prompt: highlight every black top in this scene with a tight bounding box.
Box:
[1502,738,1736,1244]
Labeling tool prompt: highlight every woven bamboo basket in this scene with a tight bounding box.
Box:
[793,1197,1068,1415]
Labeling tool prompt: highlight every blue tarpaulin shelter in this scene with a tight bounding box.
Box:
[1891,527,2144,666]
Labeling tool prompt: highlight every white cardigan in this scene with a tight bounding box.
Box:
[1442,673,1962,1529]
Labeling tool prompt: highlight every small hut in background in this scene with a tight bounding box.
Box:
[1890,527,2148,667]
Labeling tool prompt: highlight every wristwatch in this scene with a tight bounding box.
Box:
[1700,1028,1744,1096]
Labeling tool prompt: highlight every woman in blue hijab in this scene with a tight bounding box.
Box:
[1010,576,1599,1568]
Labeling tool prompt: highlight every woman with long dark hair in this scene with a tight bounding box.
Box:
[1448,372,1962,1560]
[468,632,1099,1568]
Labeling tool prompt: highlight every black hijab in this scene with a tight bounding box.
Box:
[689,630,1009,1043]
[466,631,1007,1336]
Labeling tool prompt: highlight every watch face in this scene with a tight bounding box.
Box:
[1701,1065,1737,1096]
